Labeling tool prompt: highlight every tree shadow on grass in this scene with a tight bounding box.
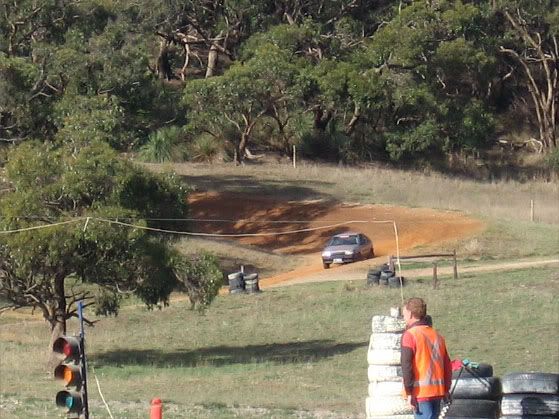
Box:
[92,339,367,368]
[180,174,334,200]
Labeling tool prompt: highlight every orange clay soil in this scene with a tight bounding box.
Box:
[188,192,485,288]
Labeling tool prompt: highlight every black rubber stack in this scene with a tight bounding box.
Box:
[366,268,381,286]
[500,372,559,418]
[228,272,245,294]
[444,363,500,419]
[244,273,261,294]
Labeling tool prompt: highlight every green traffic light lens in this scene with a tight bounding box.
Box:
[65,395,74,409]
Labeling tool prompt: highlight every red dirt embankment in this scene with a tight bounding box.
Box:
[188,192,485,287]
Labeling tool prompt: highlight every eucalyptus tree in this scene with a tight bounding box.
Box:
[0,141,222,353]
[498,0,558,151]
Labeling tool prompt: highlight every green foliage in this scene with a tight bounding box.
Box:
[188,134,223,162]
[53,95,126,148]
[0,0,553,165]
[545,148,559,170]
[139,126,184,163]
[0,140,190,330]
[172,252,223,310]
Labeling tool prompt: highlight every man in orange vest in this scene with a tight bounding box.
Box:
[401,297,452,419]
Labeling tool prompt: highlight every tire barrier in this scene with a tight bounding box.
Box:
[367,265,405,288]
[228,271,261,294]
[371,316,406,334]
[244,273,260,294]
[368,333,402,351]
[388,276,405,288]
[445,363,500,418]
[443,399,499,418]
[500,372,559,417]
[452,363,493,379]
[367,314,412,418]
[228,271,244,293]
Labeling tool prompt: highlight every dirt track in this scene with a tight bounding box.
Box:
[189,191,486,287]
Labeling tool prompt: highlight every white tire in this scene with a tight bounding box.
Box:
[367,348,401,366]
[369,333,402,350]
[371,316,406,333]
[368,365,403,382]
[368,380,404,397]
[365,396,413,416]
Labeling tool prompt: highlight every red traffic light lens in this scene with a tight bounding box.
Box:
[53,336,80,360]
[63,341,73,357]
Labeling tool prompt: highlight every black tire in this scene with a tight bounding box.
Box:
[445,399,499,418]
[228,277,244,290]
[367,276,380,286]
[451,376,501,400]
[500,416,558,419]
[500,394,559,416]
[323,262,330,269]
[501,372,559,395]
[452,363,493,379]
[388,276,405,288]
[380,270,395,280]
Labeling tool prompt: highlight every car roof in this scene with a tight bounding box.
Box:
[333,232,361,237]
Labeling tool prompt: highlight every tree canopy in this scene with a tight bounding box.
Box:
[0,140,222,347]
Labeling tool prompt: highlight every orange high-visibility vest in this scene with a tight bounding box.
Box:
[406,325,447,398]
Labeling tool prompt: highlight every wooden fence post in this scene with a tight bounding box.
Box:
[453,249,458,279]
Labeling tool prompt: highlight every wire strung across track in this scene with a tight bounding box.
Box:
[0,217,406,304]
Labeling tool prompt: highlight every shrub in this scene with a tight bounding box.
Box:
[545,147,559,171]
[139,126,184,162]
[188,134,223,162]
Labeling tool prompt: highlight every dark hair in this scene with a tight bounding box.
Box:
[405,297,427,320]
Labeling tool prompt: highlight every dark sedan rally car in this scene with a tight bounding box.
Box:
[321,232,374,269]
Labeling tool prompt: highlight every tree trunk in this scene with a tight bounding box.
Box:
[157,41,173,81]
[345,103,361,135]
[205,44,219,78]
[314,108,333,131]
[48,275,67,369]
[236,132,249,165]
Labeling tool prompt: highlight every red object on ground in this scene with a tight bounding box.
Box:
[451,359,463,371]
[150,398,162,419]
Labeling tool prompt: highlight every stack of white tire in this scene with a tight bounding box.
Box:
[366,314,413,419]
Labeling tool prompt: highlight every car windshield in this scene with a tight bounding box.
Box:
[328,236,358,246]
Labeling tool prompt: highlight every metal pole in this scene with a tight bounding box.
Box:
[78,302,90,419]
[432,262,438,289]
[530,199,534,222]
[293,145,296,169]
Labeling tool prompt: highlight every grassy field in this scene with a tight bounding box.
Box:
[1,267,557,418]
[1,161,558,418]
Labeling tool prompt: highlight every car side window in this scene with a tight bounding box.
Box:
[359,234,366,244]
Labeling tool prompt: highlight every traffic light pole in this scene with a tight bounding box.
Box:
[78,301,90,419]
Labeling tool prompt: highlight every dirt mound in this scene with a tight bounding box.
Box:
[188,192,485,287]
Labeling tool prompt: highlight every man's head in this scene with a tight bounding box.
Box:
[403,297,427,326]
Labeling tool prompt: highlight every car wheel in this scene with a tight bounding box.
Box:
[323,262,330,269]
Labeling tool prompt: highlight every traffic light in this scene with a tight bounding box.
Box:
[53,336,88,416]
